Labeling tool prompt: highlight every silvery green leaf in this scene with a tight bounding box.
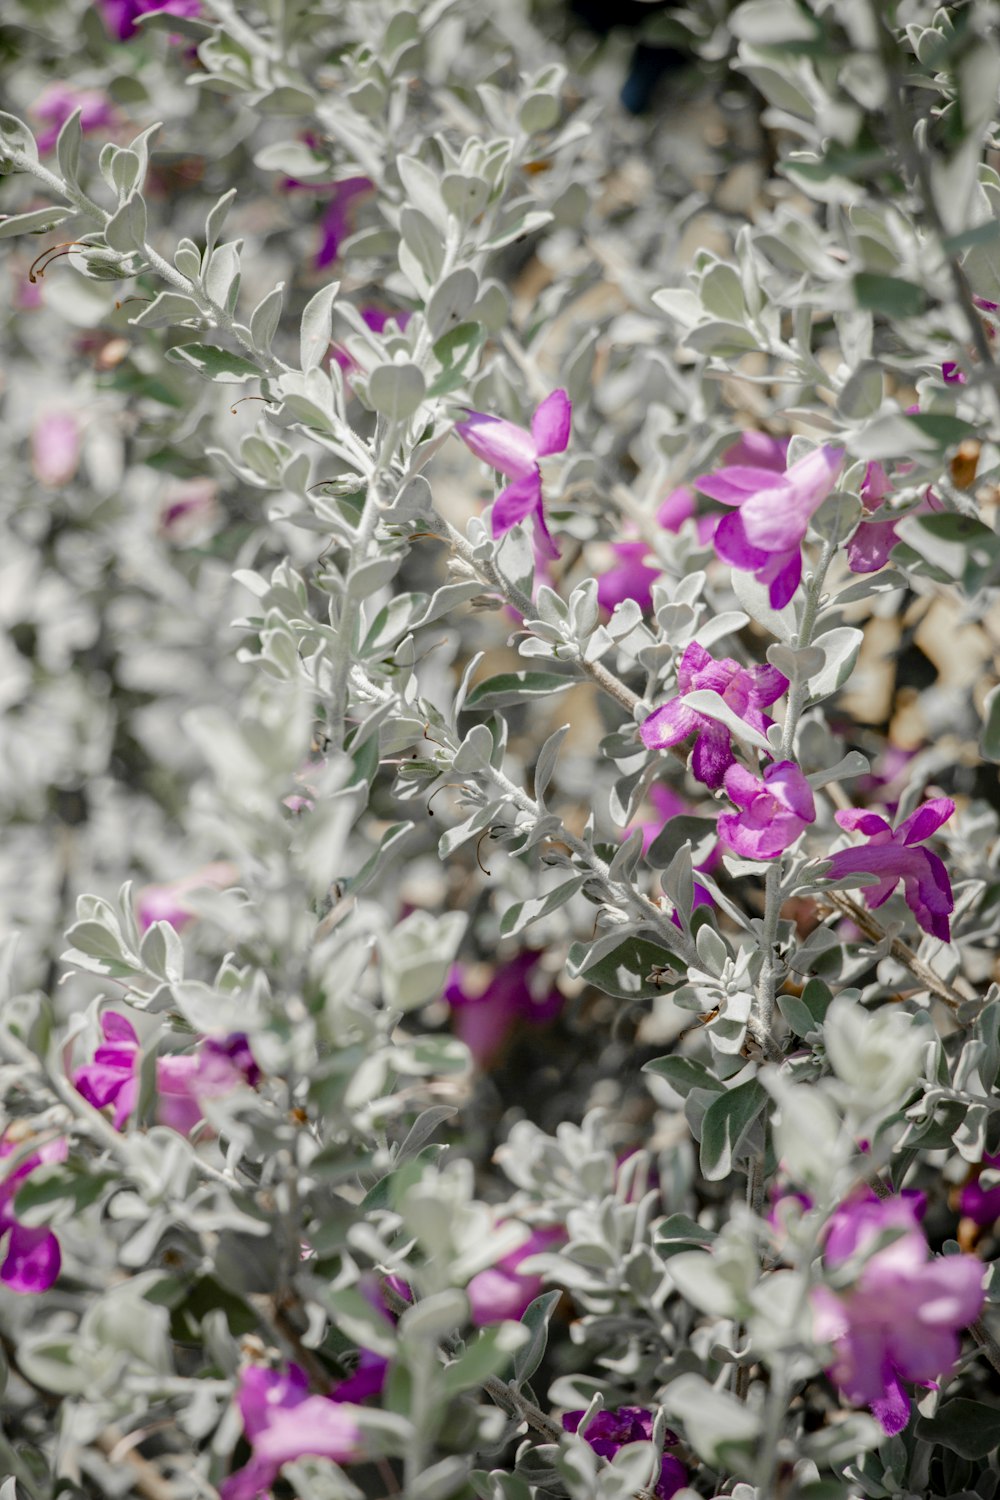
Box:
[0,109,38,167]
[668,1250,742,1318]
[104,192,147,253]
[369,362,426,419]
[203,187,237,264]
[174,236,202,279]
[55,108,82,186]
[0,205,74,239]
[568,935,682,998]
[695,609,750,649]
[499,877,585,938]
[203,239,242,310]
[766,642,825,683]
[810,491,862,545]
[463,670,574,711]
[534,724,570,805]
[698,260,746,322]
[165,344,261,383]
[397,155,446,226]
[254,139,328,176]
[517,93,560,134]
[684,320,761,356]
[836,360,884,420]
[249,281,284,352]
[659,1373,760,1472]
[482,208,552,251]
[300,280,340,372]
[400,206,445,283]
[643,1055,725,1098]
[441,172,490,219]
[646,814,716,871]
[806,627,864,702]
[379,910,466,1012]
[130,290,204,327]
[730,568,797,640]
[426,268,479,337]
[651,287,702,328]
[834,568,907,604]
[806,750,869,788]
[442,1323,528,1396]
[981,682,1000,761]
[699,1077,768,1181]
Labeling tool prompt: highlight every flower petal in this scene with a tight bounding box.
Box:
[456,412,537,478]
[690,722,735,790]
[531,389,572,457]
[491,472,543,535]
[1,1221,61,1294]
[640,699,701,750]
[895,797,955,847]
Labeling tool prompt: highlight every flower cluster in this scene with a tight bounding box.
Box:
[824,798,955,941]
[0,1134,68,1295]
[562,1407,687,1499]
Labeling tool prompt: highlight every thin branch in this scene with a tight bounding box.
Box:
[823,890,972,1013]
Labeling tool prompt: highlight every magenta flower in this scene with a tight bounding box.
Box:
[466,1225,564,1324]
[74,1011,259,1134]
[846,460,942,574]
[31,411,81,489]
[960,1154,1000,1226]
[824,797,955,941]
[455,390,572,560]
[812,1192,984,1435]
[698,443,843,608]
[562,1407,686,1499]
[221,1364,366,1500]
[31,84,116,154]
[283,172,374,269]
[136,861,236,932]
[444,951,562,1068]
[717,761,816,861]
[0,1133,68,1294]
[96,0,201,40]
[640,641,788,790]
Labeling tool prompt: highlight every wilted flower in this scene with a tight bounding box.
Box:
[444,951,562,1067]
[717,761,816,860]
[97,0,202,40]
[221,1364,366,1500]
[0,1133,68,1294]
[136,861,236,931]
[455,389,571,560]
[812,1191,984,1435]
[466,1224,564,1323]
[31,411,81,488]
[74,1011,258,1133]
[824,798,955,941]
[698,443,843,608]
[31,83,116,154]
[562,1407,686,1499]
[640,641,787,790]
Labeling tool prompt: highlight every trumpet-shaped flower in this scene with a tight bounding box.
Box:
[221,1364,366,1500]
[717,761,816,861]
[812,1192,984,1435]
[74,1011,259,1134]
[640,642,787,790]
[698,443,843,608]
[824,797,955,941]
[455,390,571,560]
[0,1133,68,1294]
[846,460,942,574]
[562,1407,686,1499]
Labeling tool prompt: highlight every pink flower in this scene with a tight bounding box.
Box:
[221,1364,366,1500]
[698,444,843,608]
[639,641,787,790]
[444,952,562,1068]
[31,411,81,488]
[717,761,816,860]
[846,461,942,575]
[466,1225,565,1323]
[158,478,221,544]
[136,861,236,932]
[812,1192,984,1435]
[824,797,955,941]
[455,390,572,561]
[31,84,116,154]
[96,0,201,39]
[598,435,786,615]
[959,1154,1000,1226]
[562,1408,686,1499]
[0,1133,68,1294]
[74,1012,258,1134]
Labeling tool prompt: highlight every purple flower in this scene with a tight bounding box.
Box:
[31,84,116,154]
[455,389,572,560]
[639,641,788,790]
[221,1364,366,1500]
[717,761,816,861]
[0,1133,68,1294]
[96,0,202,41]
[444,951,562,1067]
[846,460,942,574]
[824,797,955,941]
[812,1192,984,1435]
[698,444,843,608]
[562,1407,687,1499]
[283,172,374,269]
[959,1154,1000,1226]
[631,784,718,920]
[74,1011,258,1134]
[466,1224,564,1323]
[598,435,786,615]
